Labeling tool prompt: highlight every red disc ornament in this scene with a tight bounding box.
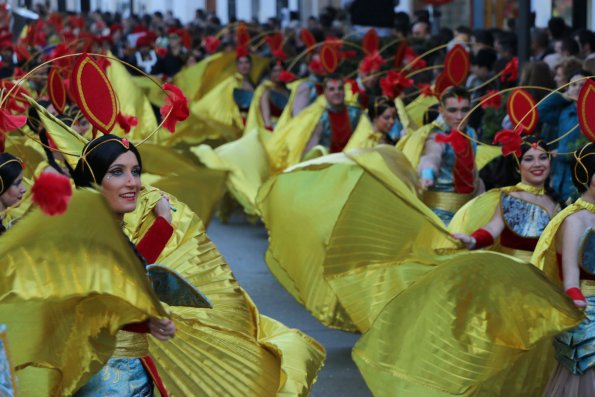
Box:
[47,67,67,114]
[434,72,453,97]
[577,79,595,142]
[444,44,469,87]
[320,43,340,74]
[506,88,538,134]
[70,54,118,134]
[362,29,379,55]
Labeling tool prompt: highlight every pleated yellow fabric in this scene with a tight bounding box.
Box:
[131,75,165,107]
[190,74,246,142]
[192,128,270,216]
[532,198,595,284]
[404,93,438,131]
[257,146,431,331]
[137,144,227,225]
[264,96,327,174]
[342,116,379,151]
[105,53,166,143]
[322,147,457,332]
[353,251,583,397]
[0,189,166,397]
[125,187,326,396]
[25,96,86,169]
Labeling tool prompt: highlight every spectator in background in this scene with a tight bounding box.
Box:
[470,29,494,55]
[553,57,583,89]
[411,21,431,40]
[544,38,563,70]
[548,16,570,40]
[348,0,396,37]
[466,48,497,131]
[530,30,550,61]
[493,31,517,74]
[561,36,580,58]
[575,29,595,60]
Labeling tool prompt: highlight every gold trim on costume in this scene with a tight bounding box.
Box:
[422,190,472,214]
[112,330,149,358]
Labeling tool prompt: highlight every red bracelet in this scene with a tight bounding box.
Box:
[565,287,587,302]
[471,228,494,249]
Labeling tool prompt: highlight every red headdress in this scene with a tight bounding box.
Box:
[266,32,286,61]
[300,29,317,53]
[493,88,538,157]
[235,22,250,58]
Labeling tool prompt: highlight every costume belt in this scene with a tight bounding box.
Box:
[422,191,473,214]
[112,330,149,358]
[581,280,595,296]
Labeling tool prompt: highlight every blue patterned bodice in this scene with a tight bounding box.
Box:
[431,127,478,193]
[501,194,552,238]
[233,88,254,111]
[319,106,362,149]
[269,90,289,111]
[580,228,595,275]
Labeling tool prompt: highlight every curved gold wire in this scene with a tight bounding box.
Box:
[2,52,175,148]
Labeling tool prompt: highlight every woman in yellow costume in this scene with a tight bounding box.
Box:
[344,96,399,151]
[535,143,595,396]
[190,26,257,142]
[1,51,325,396]
[449,136,559,262]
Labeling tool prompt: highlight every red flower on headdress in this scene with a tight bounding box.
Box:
[0,108,26,132]
[0,80,30,114]
[435,128,471,153]
[359,51,385,75]
[480,89,502,109]
[32,172,72,216]
[272,49,287,61]
[493,126,524,157]
[403,46,427,70]
[308,58,325,76]
[346,79,362,95]
[117,112,138,134]
[417,83,436,98]
[380,71,413,99]
[155,47,167,58]
[500,57,518,83]
[278,70,297,84]
[160,83,189,133]
[203,36,220,54]
[236,46,249,58]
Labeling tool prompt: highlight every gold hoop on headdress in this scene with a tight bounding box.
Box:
[573,142,595,189]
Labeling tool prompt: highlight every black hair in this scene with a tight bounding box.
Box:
[471,48,497,70]
[455,25,472,36]
[495,31,517,55]
[575,29,595,52]
[368,96,395,120]
[472,29,494,47]
[72,134,142,188]
[571,143,595,194]
[323,73,344,88]
[561,37,580,56]
[440,86,471,105]
[0,153,22,196]
[548,17,569,40]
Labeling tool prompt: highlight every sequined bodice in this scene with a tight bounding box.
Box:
[501,194,551,238]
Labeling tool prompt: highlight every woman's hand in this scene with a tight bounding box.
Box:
[451,233,476,250]
[153,193,173,224]
[148,317,176,341]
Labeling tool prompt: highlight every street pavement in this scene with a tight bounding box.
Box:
[207,215,373,397]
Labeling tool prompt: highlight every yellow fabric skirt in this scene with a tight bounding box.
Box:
[353,251,582,397]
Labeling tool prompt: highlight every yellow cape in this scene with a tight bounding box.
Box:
[532,198,595,284]
[353,250,582,397]
[0,190,166,396]
[257,146,431,331]
[125,187,326,396]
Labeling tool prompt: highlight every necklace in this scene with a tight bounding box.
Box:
[516,182,545,195]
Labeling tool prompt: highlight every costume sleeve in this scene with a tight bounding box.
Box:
[136,216,174,264]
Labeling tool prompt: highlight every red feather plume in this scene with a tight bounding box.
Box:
[32,172,73,216]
